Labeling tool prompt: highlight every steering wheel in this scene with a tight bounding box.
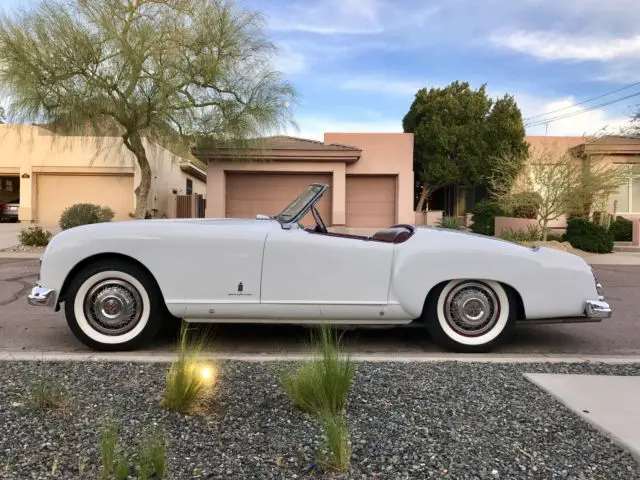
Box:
[311,205,328,234]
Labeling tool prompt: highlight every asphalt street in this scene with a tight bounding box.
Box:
[1,257,639,355]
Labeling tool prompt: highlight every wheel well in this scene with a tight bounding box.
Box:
[58,253,164,306]
[420,279,526,321]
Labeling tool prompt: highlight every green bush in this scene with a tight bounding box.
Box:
[59,203,114,230]
[437,215,463,230]
[512,191,542,219]
[609,216,633,242]
[564,217,614,253]
[19,226,53,246]
[470,200,506,236]
[501,224,542,243]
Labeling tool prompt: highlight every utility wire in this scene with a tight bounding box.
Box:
[525,90,640,128]
[523,80,640,122]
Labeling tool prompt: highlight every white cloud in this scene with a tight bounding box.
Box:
[274,44,307,75]
[491,30,640,61]
[340,76,423,95]
[267,0,440,36]
[286,115,402,141]
[521,97,631,136]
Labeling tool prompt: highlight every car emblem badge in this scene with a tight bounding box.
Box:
[237,282,243,293]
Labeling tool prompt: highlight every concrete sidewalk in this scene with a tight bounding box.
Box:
[526,373,640,460]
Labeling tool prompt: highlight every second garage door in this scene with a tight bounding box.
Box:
[346,175,397,227]
[36,174,134,225]
[225,172,333,226]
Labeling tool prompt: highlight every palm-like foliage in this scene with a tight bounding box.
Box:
[0,0,296,217]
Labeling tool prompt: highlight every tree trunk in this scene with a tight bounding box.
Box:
[541,217,549,241]
[123,131,152,219]
[416,185,429,212]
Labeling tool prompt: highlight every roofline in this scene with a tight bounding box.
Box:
[179,162,207,182]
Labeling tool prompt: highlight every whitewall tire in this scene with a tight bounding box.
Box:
[64,259,164,351]
[426,279,515,353]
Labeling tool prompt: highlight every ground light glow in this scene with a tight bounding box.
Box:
[198,364,217,385]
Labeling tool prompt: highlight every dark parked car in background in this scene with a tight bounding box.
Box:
[0,198,19,222]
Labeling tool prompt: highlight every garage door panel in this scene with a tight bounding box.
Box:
[36,174,134,225]
[226,173,332,226]
[346,175,396,228]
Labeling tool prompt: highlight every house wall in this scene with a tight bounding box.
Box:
[0,125,202,221]
[142,140,206,217]
[205,132,415,226]
[324,132,415,225]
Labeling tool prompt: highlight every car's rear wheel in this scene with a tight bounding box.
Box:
[425,279,515,353]
[64,259,164,351]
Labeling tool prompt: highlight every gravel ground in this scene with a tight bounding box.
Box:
[1,361,639,480]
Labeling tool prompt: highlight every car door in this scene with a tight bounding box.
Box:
[260,226,395,319]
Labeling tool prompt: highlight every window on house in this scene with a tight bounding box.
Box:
[611,164,640,213]
[186,178,193,195]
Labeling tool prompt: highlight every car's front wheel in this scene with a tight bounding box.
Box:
[64,259,164,351]
[425,279,515,353]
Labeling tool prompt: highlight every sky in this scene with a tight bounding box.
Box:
[1,0,639,140]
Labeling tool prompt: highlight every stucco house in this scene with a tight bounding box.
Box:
[192,132,416,229]
[0,124,206,224]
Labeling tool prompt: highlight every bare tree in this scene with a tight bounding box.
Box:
[492,142,626,240]
[0,0,296,218]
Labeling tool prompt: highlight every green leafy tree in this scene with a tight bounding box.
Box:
[402,81,528,211]
[0,0,296,218]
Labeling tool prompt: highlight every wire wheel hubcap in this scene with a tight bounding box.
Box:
[83,279,143,336]
[444,282,500,337]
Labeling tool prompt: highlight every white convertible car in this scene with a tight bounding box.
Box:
[28,183,611,353]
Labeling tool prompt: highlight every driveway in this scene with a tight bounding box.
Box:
[0,222,60,250]
[0,258,639,355]
[0,222,22,249]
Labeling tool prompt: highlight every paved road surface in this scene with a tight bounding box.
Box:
[1,258,638,355]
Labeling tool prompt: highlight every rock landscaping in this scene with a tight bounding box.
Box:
[1,360,639,479]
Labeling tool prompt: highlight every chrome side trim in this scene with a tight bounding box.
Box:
[27,283,56,307]
[585,299,612,319]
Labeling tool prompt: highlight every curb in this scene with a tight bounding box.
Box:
[0,252,42,259]
[2,351,640,364]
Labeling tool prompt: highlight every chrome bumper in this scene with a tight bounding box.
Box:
[27,282,56,307]
[585,299,612,319]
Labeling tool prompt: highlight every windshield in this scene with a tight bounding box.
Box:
[275,184,324,223]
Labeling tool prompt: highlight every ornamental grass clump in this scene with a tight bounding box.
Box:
[318,410,351,473]
[281,325,354,416]
[162,322,216,414]
[26,378,68,411]
[282,325,354,473]
[137,427,169,480]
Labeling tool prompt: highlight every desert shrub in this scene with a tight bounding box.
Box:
[512,191,542,219]
[564,217,614,253]
[282,326,354,417]
[19,225,52,246]
[470,200,506,236]
[59,203,114,230]
[609,216,633,242]
[546,232,564,242]
[437,215,463,230]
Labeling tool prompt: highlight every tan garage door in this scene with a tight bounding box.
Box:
[346,175,397,227]
[225,172,333,226]
[36,174,134,225]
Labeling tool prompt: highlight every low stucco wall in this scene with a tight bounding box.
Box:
[495,216,567,236]
[414,210,443,226]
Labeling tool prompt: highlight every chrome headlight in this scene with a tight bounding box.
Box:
[591,267,604,299]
